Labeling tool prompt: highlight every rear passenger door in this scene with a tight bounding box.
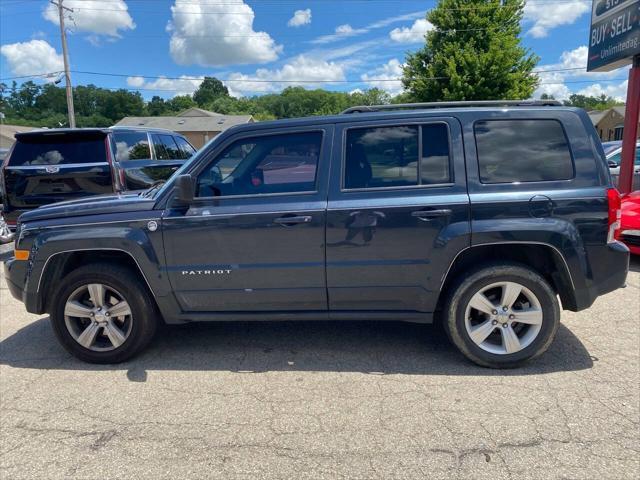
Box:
[326,118,470,314]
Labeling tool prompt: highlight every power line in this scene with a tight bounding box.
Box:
[0,66,617,83]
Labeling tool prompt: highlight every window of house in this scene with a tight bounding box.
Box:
[614,126,624,141]
[196,131,322,197]
[474,119,574,183]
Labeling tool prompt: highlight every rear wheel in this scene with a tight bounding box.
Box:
[50,264,157,363]
[443,263,560,368]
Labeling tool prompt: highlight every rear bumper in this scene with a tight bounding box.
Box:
[573,241,629,310]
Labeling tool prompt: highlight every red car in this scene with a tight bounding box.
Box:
[617,191,640,255]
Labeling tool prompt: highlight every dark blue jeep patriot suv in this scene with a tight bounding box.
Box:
[3,101,629,367]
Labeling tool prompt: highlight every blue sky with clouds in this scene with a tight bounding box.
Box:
[0,0,632,101]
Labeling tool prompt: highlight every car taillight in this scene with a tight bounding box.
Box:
[607,188,622,243]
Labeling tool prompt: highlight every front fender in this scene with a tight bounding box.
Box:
[22,216,170,313]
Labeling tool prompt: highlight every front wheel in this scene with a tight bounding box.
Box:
[443,263,560,368]
[50,263,158,363]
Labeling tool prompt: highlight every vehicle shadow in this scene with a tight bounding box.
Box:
[0,318,594,377]
[629,255,640,273]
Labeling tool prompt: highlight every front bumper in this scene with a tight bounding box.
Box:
[4,258,25,303]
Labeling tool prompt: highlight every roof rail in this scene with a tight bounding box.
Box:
[340,99,563,114]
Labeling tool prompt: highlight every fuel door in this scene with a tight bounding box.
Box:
[528,195,554,218]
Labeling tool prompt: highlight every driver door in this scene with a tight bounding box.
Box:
[162,126,332,313]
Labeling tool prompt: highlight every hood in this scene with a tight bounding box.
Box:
[18,192,157,223]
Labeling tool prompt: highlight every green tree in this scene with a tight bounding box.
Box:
[193,77,229,107]
[146,95,168,116]
[167,95,196,112]
[563,94,623,110]
[402,0,538,101]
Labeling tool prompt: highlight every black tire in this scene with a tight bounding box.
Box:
[443,262,560,368]
[50,263,158,364]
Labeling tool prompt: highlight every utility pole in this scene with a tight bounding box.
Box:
[52,0,75,128]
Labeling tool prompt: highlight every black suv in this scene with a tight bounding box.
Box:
[0,126,196,230]
[4,101,629,367]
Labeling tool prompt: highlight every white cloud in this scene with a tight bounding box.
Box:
[524,1,589,38]
[43,0,135,38]
[126,75,204,97]
[225,55,346,96]
[312,11,425,44]
[361,58,405,95]
[534,45,630,100]
[389,18,433,43]
[168,0,282,67]
[0,40,64,78]
[288,8,311,27]
[126,76,145,88]
[577,80,629,101]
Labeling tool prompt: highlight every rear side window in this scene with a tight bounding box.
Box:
[344,123,451,189]
[152,134,181,160]
[113,131,151,161]
[174,136,196,159]
[9,135,106,166]
[474,120,574,183]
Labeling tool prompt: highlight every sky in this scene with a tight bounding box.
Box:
[0,0,633,102]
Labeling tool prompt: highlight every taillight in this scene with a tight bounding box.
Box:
[607,188,622,243]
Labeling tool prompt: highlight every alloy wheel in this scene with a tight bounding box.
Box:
[64,283,133,352]
[464,281,543,355]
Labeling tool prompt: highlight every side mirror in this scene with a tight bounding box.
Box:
[175,174,195,204]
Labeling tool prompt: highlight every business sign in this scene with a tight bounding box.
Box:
[588,0,640,71]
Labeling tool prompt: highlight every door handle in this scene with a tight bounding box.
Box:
[411,209,452,220]
[274,215,313,226]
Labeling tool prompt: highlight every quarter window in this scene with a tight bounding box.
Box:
[113,131,151,161]
[344,124,451,189]
[196,131,322,198]
[174,136,196,159]
[152,134,182,160]
[474,119,574,183]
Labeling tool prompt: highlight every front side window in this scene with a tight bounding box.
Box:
[474,119,574,184]
[344,124,451,190]
[113,131,151,161]
[196,131,322,198]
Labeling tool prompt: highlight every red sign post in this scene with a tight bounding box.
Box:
[588,0,640,194]
[618,55,640,194]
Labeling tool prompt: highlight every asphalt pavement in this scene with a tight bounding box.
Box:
[1,242,638,479]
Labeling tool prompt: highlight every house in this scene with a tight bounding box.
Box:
[115,108,254,149]
[588,106,640,142]
[0,124,35,149]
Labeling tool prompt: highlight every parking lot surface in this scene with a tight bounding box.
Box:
[1,243,638,479]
